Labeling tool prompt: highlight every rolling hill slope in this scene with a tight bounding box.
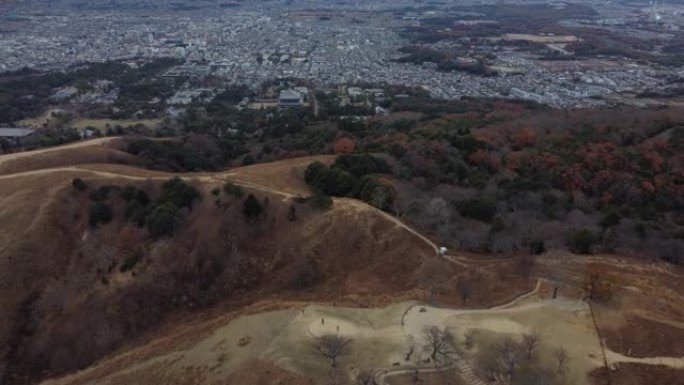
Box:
[0,139,681,385]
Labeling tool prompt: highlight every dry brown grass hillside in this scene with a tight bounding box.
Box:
[0,142,528,385]
[0,139,682,385]
[0,167,430,383]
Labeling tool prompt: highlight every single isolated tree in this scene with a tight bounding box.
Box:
[554,347,569,375]
[313,334,353,368]
[464,329,476,350]
[583,263,615,302]
[423,326,457,364]
[333,137,355,154]
[456,275,473,304]
[419,259,451,304]
[242,193,263,219]
[521,332,541,360]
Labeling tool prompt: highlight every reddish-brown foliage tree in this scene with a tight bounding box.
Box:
[468,149,488,165]
[583,263,616,302]
[512,127,538,149]
[333,137,355,154]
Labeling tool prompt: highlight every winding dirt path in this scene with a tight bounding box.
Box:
[377,280,544,385]
[0,166,297,199]
[335,198,440,254]
[489,279,543,310]
[606,352,684,369]
[374,363,459,385]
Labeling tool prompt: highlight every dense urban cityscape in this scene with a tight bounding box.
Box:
[1,0,684,107]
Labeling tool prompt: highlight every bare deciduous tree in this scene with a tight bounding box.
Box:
[456,275,473,304]
[356,369,376,385]
[543,261,565,299]
[326,367,345,385]
[477,335,558,385]
[425,197,451,231]
[554,347,569,375]
[515,255,536,279]
[521,332,541,360]
[404,335,417,362]
[583,263,615,302]
[419,259,451,304]
[464,329,476,350]
[423,326,457,364]
[313,334,353,368]
[475,346,500,382]
[495,336,524,379]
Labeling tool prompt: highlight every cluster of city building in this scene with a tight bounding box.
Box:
[1,0,683,108]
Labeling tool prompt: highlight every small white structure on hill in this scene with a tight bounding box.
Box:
[439,247,447,256]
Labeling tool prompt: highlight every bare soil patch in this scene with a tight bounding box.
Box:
[602,315,684,358]
[589,364,684,385]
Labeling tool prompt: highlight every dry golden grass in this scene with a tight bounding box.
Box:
[70,118,162,130]
[220,154,335,196]
[0,146,142,175]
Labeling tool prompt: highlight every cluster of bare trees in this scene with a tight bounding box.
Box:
[422,326,459,365]
[475,332,570,385]
[418,259,481,306]
[397,326,460,385]
[311,327,572,385]
[419,258,452,304]
[312,326,460,385]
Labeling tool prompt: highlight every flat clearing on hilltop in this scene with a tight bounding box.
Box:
[39,275,684,385]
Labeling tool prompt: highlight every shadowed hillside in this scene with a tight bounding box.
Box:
[0,150,465,384]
